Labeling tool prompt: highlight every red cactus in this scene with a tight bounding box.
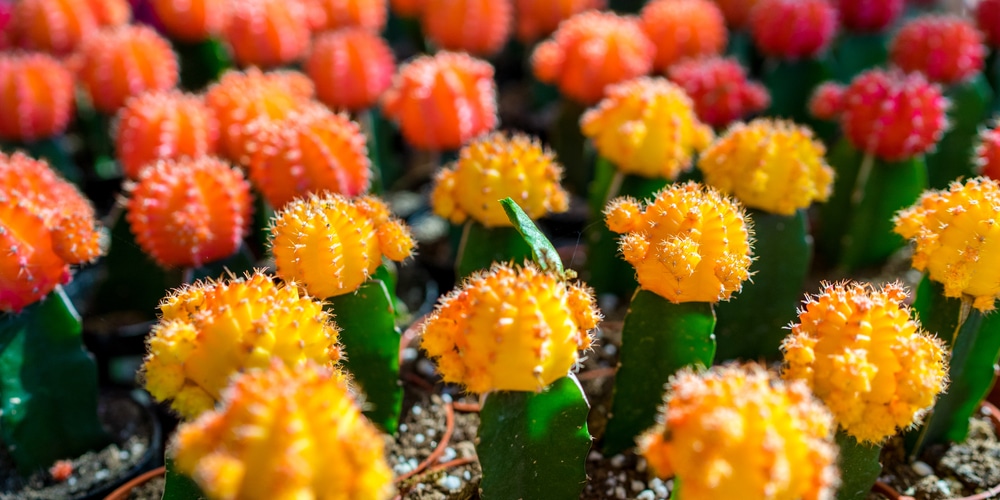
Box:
[808,82,846,121]
[126,156,252,269]
[422,0,513,56]
[749,0,837,60]
[839,69,948,161]
[667,57,769,128]
[641,0,727,72]
[515,0,605,43]
[890,15,986,85]
[977,123,1000,181]
[10,0,98,55]
[834,0,903,33]
[306,27,395,111]
[0,52,75,142]
[979,0,1000,48]
[225,0,311,68]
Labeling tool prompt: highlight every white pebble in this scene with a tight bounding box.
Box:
[408,458,419,470]
[399,424,408,432]
[631,480,645,492]
[637,490,656,500]
[912,461,934,477]
[119,451,130,460]
[604,344,618,356]
[94,469,110,481]
[67,477,77,486]
[636,458,647,473]
[463,470,471,480]
[414,434,425,444]
[411,405,423,416]
[617,472,627,483]
[650,478,668,498]
[426,428,437,437]
[402,348,418,362]
[588,450,603,461]
[609,454,626,468]
[437,475,462,491]
[440,447,458,462]
[393,463,413,475]
[615,486,627,499]
[441,393,453,403]
[417,359,437,378]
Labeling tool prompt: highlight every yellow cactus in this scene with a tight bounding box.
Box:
[420,263,600,394]
[639,364,838,500]
[698,119,835,216]
[781,281,949,444]
[142,271,343,419]
[270,193,416,299]
[173,360,394,500]
[604,182,753,303]
[430,132,569,227]
[894,177,1000,311]
[580,77,713,180]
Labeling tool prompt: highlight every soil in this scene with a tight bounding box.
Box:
[0,391,158,500]
[125,475,165,500]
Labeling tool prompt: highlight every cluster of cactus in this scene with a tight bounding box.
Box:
[4,1,1000,500]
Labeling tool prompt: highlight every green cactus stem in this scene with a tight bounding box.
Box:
[478,374,592,500]
[835,431,882,500]
[586,157,667,298]
[0,287,111,474]
[817,138,927,271]
[162,457,206,500]
[714,208,811,363]
[358,108,402,194]
[76,104,120,181]
[455,221,534,279]
[726,30,757,69]
[551,99,592,195]
[834,33,889,83]
[988,51,1000,114]
[174,38,232,92]
[0,136,82,185]
[608,0,645,13]
[908,277,1000,453]
[325,272,402,433]
[926,74,994,190]
[763,58,833,126]
[602,292,717,456]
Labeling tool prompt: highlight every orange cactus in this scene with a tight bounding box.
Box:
[307,0,387,33]
[151,0,229,42]
[114,91,219,179]
[84,0,130,26]
[0,153,106,313]
[125,157,252,269]
[306,27,395,111]
[245,104,371,209]
[225,0,311,69]
[74,25,179,114]
[712,0,760,29]
[514,0,605,43]
[381,51,498,151]
[0,52,75,142]
[204,69,315,166]
[640,0,727,72]
[531,10,654,105]
[422,0,513,56]
[9,0,98,56]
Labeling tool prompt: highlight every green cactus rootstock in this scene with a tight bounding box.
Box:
[174,38,232,92]
[478,374,592,500]
[586,157,666,298]
[162,457,207,500]
[714,209,811,363]
[834,33,890,83]
[0,287,110,473]
[550,100,592,195]
[910,277,1000,452]
[455,221,534,280]
[835,431,883,500]
[763,58,833,127]
[817,138,927,271]
[926,74,994,190]
[326,275,402,433]
[603,292,716,456]
[0,136,81,185]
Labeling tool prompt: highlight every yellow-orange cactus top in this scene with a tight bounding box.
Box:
[604,182,753,303]
[781,282,948,444]
[894,177,1000,312]
[698,119,834,215]
[431,132,569,227]
[581,77,713,180]
[142,271,343,420]
[173,360,394,500]
[639,364,838,500]
[270,193,415,299]
[420,263,600,394]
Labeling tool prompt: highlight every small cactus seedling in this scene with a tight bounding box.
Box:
[639,364,839,500]
[172,360,394,500]
[639,0,727,73]
[269,193,415,431]
[421,0,512,57]
[891,15,992,190]
[531,10,654,193]
[0,152,110,473]
[699,119,834,363]
[141,270,343,420]
[813,69,947,271]
[421,255,599,499]
[431,132,569,278]
[580,77,713,298]
[895,177,1000,451]
[666,57,770,129]
[750,0,837,126]
[601,182,754,455]
[224,0,310,69]
[832,0,904,80]
[781,282,948,499]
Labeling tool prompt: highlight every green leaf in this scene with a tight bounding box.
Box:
[326,279,402,433]
[926,74,994,190]
[833,33,889,82]
[910,277,1000,451]
[174,38,232,92]
[0,288,111,473]
[602,291,716,455]
[500,198,564,275]
[478,374,592,500]
[714,209,811,363]
[835,431,883,500]
[585,157,666,298]
[162,457,206,500]
[455,221,534,280]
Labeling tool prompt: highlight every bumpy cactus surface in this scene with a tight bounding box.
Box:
[173,360,394,500]
[666,57,770,129]
[306,28,395,112]
[308,0,387,32]
[151,0,227,42]
[422,0,512,56]
[514,0,604,42]
[9,0,98,55]
[0,53,74,143]
[224,0,310,69]
[639,0,726,72]
[978,123,1000,181]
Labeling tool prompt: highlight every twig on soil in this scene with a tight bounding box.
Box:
[451,401,480,413]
